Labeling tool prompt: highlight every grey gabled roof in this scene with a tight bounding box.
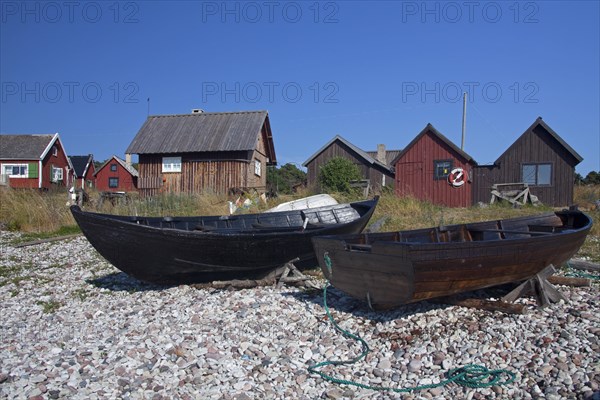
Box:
[496,117,583,164]
[391,123,477,166]
[302,135,394,172]
[69,155,93,178]
[0,134,57,160]
[126,111,271,155]
[366,149,402,167]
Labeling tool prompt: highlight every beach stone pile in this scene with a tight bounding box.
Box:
[1,231,599,399]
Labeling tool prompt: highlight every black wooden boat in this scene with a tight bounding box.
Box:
[312,209,592,309]
[71,197,378,284]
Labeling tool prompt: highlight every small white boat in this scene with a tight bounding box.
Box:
[266,194,338,212]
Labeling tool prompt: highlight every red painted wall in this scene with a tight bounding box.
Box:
[74,162,96,189]
[395,130,474,208]
[95,158,137,192]
[6,159,39,188]
[41,139,71,190]
[4,138,71,189]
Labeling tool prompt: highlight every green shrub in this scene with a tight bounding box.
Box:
[318,157,362,193]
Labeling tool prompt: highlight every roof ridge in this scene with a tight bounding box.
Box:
[149,110,267,118]
[0,133,55,136]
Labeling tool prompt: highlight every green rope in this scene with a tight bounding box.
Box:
[565,262,600,281]
[308,282,516,393]
[323,252,333,275]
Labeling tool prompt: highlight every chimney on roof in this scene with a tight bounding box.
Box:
[376,144,386,164]
[192,109,204,114]
[125,153,132,168]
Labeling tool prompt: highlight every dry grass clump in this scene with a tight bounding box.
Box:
[574,184,599,238]
[574,184,599,211]
[372,193,553,232]
[96,191,235,217]
[0,188,75,232]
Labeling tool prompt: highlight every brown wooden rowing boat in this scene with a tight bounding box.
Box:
[312,209,592,309]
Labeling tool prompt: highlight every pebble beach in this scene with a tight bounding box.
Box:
[1,231,599,400]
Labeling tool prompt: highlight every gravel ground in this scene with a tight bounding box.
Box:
[1,231,599,400]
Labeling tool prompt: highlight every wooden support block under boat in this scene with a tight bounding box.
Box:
[547,275,592,287]
[189,258,321,290]
[502,265,566,307]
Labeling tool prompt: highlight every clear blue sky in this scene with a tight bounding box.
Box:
[1,1,599,175]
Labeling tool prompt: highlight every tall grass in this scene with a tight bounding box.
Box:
[0,188,272,233]
[0,188,74,232]
[1,186,598,240]
[371,193,556,232]
[95,192,235,217]
[574,184,600,210]
[573,184,599,239]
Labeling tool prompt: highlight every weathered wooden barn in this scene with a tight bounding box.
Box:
[0,133,72,189]
[393,124,477,208]
[126,110,277,196]
[95,155,138,192]
[302,135,397,192]
[69,154,96,189]
[472,117,583,207]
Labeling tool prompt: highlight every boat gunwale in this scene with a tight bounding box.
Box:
[71,197,379,238]
[312,210,593,251]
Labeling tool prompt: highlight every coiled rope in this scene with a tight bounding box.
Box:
[308,280,516,393]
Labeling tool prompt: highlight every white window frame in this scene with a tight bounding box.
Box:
[162,157,182,173]
[254,159,261,176]
[51,166,63,182]
[2,163,28,178]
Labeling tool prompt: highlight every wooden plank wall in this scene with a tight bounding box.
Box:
[395,130,474,208]
[305,141,391,192]
[472,125,578,206]
[138,154,252,196]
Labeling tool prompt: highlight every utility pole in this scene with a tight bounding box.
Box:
[461,92,467,150]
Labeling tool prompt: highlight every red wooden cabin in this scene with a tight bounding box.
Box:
[393,124,477,208]
[95,155,138,192]
[69,154,96,189]
[0,133,73,189]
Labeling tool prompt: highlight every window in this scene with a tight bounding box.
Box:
[51,166,63,182]
[522,163,552,186]
[254,159,261,176]
[109,177,119,188]
[2,164,28,178]
[52,146,58,157]
[162,157,182,173]
[110,164,117,171]
[433,159,453,180]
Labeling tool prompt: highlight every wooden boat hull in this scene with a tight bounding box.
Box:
[312,210,592,309]
[71,198,378,284]
[265,194,338,212]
